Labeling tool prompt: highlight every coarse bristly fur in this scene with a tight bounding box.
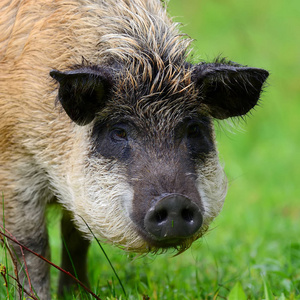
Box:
[0,0,268,298]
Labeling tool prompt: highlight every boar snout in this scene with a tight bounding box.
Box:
[144,193,203,245]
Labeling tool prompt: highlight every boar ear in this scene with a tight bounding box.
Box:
[192,62,269,119]
[50,67,113,125]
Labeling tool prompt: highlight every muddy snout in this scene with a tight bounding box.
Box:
[144,194,203,243]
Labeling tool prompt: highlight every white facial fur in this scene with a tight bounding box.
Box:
[196,153,228,228]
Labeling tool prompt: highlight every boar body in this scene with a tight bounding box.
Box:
[0,0,268,298]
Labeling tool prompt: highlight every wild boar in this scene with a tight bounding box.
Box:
[0,0,268,298]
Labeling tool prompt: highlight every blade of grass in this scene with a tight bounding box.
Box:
[228,282,247,300]
[262,275,275,300]
[1,193,11,298]
[79,216,127,298]
[0,263,10,299]
[61,236,84,299]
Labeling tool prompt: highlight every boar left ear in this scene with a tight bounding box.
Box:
[192,63,269,119]
[50,67,113,125]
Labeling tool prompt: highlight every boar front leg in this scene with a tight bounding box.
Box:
[0,158,53,299]
[58,209,90,296]
[2,195,51,299]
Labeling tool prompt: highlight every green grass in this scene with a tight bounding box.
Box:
[1,0,299,299]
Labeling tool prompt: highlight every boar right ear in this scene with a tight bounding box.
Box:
[192,62,269,119]
[50,67,113,125]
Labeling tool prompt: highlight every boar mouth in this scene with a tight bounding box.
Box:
[141,227,208,254]
[147,236,197,251]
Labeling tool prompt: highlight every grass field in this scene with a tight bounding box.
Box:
[1,0,299,299]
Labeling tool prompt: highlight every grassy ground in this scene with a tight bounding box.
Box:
[1,0,299,299]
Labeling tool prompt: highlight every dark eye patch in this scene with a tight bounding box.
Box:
[175,116,215,159]
[91,120,131,161]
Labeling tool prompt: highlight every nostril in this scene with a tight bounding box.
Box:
[181,208,194,223]
[155,209,168,223]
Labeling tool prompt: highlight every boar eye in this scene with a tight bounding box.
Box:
[111,128,128,141]
[186,123,202,139]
